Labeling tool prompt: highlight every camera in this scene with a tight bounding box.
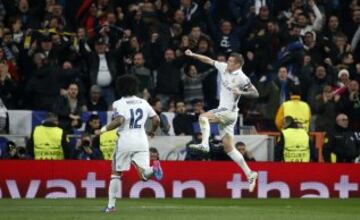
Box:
[82,139,91,147]
[5,141,28,159]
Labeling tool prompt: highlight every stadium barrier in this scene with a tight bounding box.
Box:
[0,161,359,199]
[1,134,272,161]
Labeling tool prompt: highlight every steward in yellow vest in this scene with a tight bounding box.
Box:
[275,116,316,162]
[275,91,311,131]
[27,113,69,160]
[99,130,118,160]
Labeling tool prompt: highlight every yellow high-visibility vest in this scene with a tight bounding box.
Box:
[33,125,64,160]
[283,100,310,131]
[282,128,310,162]
[100,130,118,160]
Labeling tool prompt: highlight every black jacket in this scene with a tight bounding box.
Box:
[52,95,85,131]
[0,77,16,109]
[156,61,182,97]
[173,113,194,135]
[323,125,358,163]
[25,65,59,111]
[87,52,118,86]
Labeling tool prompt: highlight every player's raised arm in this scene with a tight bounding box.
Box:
[185,49,215,66]
[232,84,259,98]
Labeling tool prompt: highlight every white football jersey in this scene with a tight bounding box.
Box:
[214,61,251,111]
[112,96,157,152]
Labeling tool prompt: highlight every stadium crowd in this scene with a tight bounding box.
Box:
[0,0,359,162]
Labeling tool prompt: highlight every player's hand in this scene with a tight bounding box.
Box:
[184,49,193,57]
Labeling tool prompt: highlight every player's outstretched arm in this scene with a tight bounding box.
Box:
[232,84,259,98]
[97,116,125,135]
[185,49,215,66]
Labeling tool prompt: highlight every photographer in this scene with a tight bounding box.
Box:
[74,133,103,160]
[1,141,30,160]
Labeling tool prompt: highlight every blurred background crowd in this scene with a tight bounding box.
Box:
[0,0,359,162]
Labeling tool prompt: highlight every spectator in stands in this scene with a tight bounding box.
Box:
[275,89,311,131]
[150,147,160,161]
[344,7,360,42]
[307,65,336,111]
[85,114,101,135]
[53,83,87,132]
[128,52,152,96]
[188,25,204,51]
[155,49,182,105]
[303,31,323,65]
[275,116,315,162]
[86,85,108,111]
[25,53,59,111]
[181,64,213,108]
[55,61,85,96]
[190,98,205,120]
[235,141,256,162]
[323,15,342,43]
[297,0,323,35]
[256,74,280,131]
[337,80,360,130]
[0,138,10,159]
[86,37,118,107]
[193,36,215,72]
[167,98,176,113]
[180,0,203,26]
[173,100,193,135]
[354,63,360,83]
[323,113,358,163]
[30,34,62,66]
[274,66,298,105]
[146,97,170,135]
[74,132,103,160]
[15,0,40,29]
[333,69,351,96]
[0,61,16,109]
[333,33,352,64]
[314,85,340,132]
[207,12,253,55]
[0,46,19,83]
[27,113,69,160]
[0,97,8,134]
[1,0,360,136]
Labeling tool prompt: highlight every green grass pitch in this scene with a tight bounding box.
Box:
[0,198,360,220]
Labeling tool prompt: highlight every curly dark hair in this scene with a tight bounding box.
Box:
[116,74,139,97]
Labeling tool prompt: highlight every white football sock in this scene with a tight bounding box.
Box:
[227,149,252,177]
[108,175,120,208]
[142,167,154,181]
[199,116,210,147]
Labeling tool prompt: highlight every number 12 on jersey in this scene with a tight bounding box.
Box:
[129,108,143,129]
